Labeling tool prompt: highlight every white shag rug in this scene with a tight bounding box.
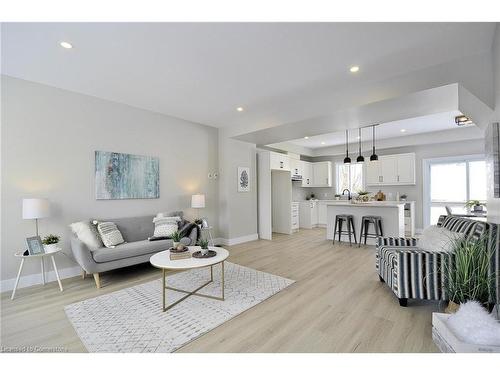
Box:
[65,262,294,352]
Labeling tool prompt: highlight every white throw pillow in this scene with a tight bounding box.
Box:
[418,225,464,253]
[69,221,103,250]
[153,216,180,237]
[95,221,125,248]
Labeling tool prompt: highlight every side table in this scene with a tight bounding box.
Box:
[11,247,64,300]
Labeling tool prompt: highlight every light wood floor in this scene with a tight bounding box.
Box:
[1,228,439,352]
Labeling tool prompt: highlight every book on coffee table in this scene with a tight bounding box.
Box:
[169,251,191,261]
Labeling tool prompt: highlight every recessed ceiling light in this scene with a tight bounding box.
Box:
[400,129,407,133]
[350,66,360,73]
[236,107,244,112]
[321,141,326,145]
[304,136,309,139]
[60,41,73,49]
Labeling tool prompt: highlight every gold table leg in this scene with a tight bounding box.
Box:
[162,268,166,312]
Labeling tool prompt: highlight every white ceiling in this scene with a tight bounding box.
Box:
[287,111,469,149]
[1,23,496,129]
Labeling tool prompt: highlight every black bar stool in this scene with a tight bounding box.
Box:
[333,214,357,246]
[358,215,383,246]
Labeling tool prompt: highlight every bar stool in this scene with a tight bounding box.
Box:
[358,215,383,247]
[333,214,357,246]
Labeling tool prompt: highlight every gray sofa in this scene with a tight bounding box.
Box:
[70,211,197,288]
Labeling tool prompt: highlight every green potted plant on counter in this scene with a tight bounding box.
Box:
[465,200,486,212]
[42,234,60,252]
[443,235,496,313]
[356,190,370,203]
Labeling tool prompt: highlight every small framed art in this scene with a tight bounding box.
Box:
[26,236,45,255]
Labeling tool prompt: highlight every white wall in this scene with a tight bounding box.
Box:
[217,131,258,242]
[308,139,484,230]
[1,76,219,285]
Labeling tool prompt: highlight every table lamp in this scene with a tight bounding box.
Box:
[23,198,50,236]
[191,194,205,220]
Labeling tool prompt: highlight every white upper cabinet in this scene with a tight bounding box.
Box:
[290,157,302,176]
[312,161,332,187]
[270,152,290,171]
[301,161,312,187]
[366,153,416,186]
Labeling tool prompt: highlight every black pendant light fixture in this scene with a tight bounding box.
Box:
[370,124,379,162]
[356,128,365,163]
[344,129,351,164]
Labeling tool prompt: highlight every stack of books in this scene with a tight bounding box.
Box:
[169,248,191,261]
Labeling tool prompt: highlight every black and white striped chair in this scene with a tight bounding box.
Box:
[375,215,498,307]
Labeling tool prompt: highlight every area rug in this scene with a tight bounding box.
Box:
[65,262,294,352]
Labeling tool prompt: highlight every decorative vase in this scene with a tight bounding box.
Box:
[445,301,460,314]
[201,247,209,255]
[43,243,59,253]
[473,205,483,212]
[173,241,180,248]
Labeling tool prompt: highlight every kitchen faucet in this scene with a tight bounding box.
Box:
[342,188,352,200]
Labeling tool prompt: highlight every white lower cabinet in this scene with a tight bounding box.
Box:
[291,202,300,232]
[318,201,327,225]
[299,201,318,228]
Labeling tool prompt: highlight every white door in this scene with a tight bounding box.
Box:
[396,154,415,184]
[380,156,398,184]
[301,161,312,186]
[366,161,381,185]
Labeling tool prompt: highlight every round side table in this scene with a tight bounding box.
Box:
[11,247,64,300]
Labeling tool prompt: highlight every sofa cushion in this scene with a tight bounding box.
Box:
[418,225,464,253]
[92,239,173,263]
[153,216,181,237]
[69,221,103,250]
[97,215,155,242]
[96,221,125,248]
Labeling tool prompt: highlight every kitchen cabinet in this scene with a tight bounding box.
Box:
[318,201,328,225]
[366,153,416,186]
[291,202,300,232]
[299,200,318,228]
[301,161,312,187]
[270,152,290,171]
[312,161,332,187]
[290,157,302,177]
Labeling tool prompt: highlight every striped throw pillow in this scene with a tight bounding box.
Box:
[96,221,125,248]
[153,216,180,237]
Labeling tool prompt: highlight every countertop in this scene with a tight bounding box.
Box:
[325,200,414,207]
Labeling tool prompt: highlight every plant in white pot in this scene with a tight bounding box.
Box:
[171,231,182,248]
[443,235,496,314]
[42,234,60,252]
[197,238,209,256]
[465,200,486,212]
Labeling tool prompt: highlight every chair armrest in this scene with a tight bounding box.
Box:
[70,235,99,273]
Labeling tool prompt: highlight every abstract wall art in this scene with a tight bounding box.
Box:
[238,167,250,192]
[95,151,159,199]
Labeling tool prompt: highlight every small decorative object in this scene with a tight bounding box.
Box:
[465,200,486,212]
[356,191,370,202]
[170,243,187,253]
[197,238,209,255]
[95,151,159,200]
[170,231,182,248]
[237,167,250,192]
[42,234,60,252]
[334,194,341,201]
[310,193,315,199]
[192,249,217,258]
[26,236,45,255]
[400,194,407,201]
[374,190,386,201]
[305,196,311,200]
[443,235,496,313]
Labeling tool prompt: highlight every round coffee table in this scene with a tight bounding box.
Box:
[150,246,229,312]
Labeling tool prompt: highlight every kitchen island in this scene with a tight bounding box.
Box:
[326,201,415,244]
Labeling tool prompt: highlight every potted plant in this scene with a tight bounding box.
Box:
[197,238,209,255]
[443,235,496,313]
[171,231,182,248]
[310,193,316,200]
[42,234,60,252]
[334,194,341,201]
[465,200,486,212]
[400,194,407,201]
[356,190,370,202]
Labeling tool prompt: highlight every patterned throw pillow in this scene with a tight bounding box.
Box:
[153,216,180,237]
[69,221,104,250]
[95,221,125,248]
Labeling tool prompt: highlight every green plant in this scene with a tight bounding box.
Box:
[42,234,60,245]
[197,238,209,249]
[334,194,341,197]
[357,190,370,196]
[465,200,486,209]
[443,235,495,305]
[171,231,182,242]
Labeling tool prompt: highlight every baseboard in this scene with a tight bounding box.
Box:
[0,265,82,293]
[216,233,259,246]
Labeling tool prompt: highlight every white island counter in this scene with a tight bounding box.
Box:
[326,201,415,244]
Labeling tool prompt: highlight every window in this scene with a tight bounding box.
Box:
[424,156,487,226]
[336,163,363,194]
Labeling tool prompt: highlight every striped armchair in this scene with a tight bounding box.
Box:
[376,215,498,307]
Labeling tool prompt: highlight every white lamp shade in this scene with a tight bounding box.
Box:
[22,198,50,219]
[191,194,205,209]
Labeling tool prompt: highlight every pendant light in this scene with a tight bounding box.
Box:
[356,128,365,163]
[370,125,379,162]
[343,129,351,164]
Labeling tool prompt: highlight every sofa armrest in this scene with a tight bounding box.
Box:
[377,237,418,248]
[70,235,99,273]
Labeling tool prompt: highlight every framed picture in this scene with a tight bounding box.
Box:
[238,167,250,192]
[26,236,45,255]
